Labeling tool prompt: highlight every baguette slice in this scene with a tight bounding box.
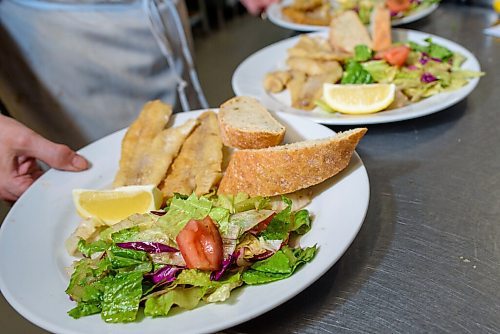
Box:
[371,5,392,52]
[218,96,286,149]
[329,11,372,54]
[218,128,367,197]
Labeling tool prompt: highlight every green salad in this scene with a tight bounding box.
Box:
[316,38,484,112]
[65,193,317,323]
[337,0,441,24]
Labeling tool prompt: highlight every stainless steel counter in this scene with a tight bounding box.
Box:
[1,3,499,333]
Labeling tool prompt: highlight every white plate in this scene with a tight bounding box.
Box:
[232,29,481,125]
[266,0,439,31]
[0,110,369,334]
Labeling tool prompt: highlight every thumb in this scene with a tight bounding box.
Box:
[23,134,89,172]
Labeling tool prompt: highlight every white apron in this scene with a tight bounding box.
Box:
[0,0,197,149]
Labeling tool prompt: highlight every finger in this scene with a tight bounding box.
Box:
[18,134,89,172]
[17,157,40,175]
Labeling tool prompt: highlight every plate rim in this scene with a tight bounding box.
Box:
[0,109,370,334]
[232,28,481,125]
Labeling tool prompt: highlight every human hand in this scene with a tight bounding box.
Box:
[240,0,280,15]
[0,115,89,202]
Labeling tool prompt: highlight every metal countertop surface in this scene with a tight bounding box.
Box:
[1,3,499,334]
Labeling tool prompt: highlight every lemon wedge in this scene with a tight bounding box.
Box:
[323,83,396,114]
[72,185,163,225]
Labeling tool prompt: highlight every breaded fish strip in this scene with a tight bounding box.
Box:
[263,70,292,93]
[124,119,200,186]
[113,100,172,187]
[290,71,343,110]
[161,111,223,198]
[282,4,332,26]
[288,36,351,61]
[286,57,342,76]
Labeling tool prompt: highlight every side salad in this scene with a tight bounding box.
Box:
[65,193,316,323]
[316,38,484,111]
[337,0,440,24]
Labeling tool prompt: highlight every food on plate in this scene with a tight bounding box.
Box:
[113,100,173,187]
[282,0,333,26]
[264,10,483,114]
[370,5,392,51]
[322,83,396,114]
[329,11,373,53]
[288,34,351,60]
[160,111,223,198]
[72,185,163,225]
[280,0,440,27]
[65,193,317,322]
[218,128,367,196]
[65,97,365,323]
[218,96,286,149]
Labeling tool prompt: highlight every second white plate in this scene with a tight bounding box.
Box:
[232,29,481,125]
[266,1,439,31]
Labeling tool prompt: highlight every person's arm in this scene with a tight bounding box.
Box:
[240,0,279,15]
[0,114,89,202]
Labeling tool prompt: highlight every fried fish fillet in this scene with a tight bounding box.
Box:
[288,36,351,61]
[286,57,342,76]
[113,100,173,187]
[282,4,332,26]
[125,119,200,186]
[161,111,223,198]
[288,0,324,11]
[263,70,292,93]
[290,71,343,110]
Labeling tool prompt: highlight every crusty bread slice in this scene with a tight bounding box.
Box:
[329,11,372,54]
[218,128,367,196]
[371,5,392,52]
[218,96,286,149]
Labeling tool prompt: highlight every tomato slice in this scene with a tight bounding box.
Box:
[375,45,410,67]
[386,0,411,13]
[176,216,223,271]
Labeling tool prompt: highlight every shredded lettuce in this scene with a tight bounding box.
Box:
[66,193,316,322]
[242,246,317,285]
[362,60,398,83]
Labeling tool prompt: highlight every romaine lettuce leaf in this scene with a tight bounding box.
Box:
[159,194,213,240]
[68,302,102,319]
[291,209,312,235]
[144,287,205,317]
[260,197,292,241]
[341,61,374,84]
[242,246,317,285]
[66,258,111,302]
[354,44,373,62]
[101,271,144,323]
[77,239,110,258]
[107,244,152,272]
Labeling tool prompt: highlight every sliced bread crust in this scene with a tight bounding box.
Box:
[218,128,367,196]
[329,11,373,53]
[218,96,286,149]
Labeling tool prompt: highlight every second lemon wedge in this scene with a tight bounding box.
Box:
[72,185,163,225]
[323,83,396,114]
